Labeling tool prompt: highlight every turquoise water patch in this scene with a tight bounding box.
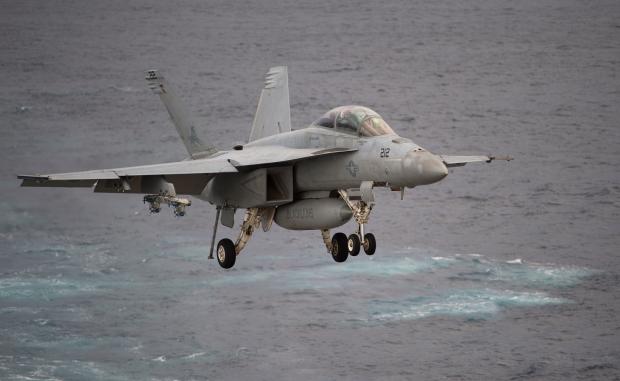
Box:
[148,349,224,366]
[491,261,593,287]
[0,277,100,300]
[450,254,594,288]
[358,253,591,323]
[208,270,278,286]
[281,256,438,289]
[2,321,221,379]
[7,239,119,277]
[193,253,593,293]
[9,330,139,353]
[321,257,437,277]
[0,202,38,232]
[368,289,569,322]
[205,256,437,289]
[0,356,134,381]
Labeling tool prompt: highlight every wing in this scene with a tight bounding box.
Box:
[18,158,238,195]
[440,155,513,167]
[249,66,291,142]
[18,146,357,194]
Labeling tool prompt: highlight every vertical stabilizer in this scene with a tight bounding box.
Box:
[146,70,217,158]
[249,66,291,142]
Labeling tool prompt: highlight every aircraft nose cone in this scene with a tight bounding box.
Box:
[402,150,449,186]
[424,153,449,183]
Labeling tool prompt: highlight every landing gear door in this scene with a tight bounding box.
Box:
[360,181,374,204]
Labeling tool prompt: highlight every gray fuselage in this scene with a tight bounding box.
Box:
[248,127,448,193]
[199,126,448,209]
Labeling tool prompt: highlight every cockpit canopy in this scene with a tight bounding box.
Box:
[311,105,396,137]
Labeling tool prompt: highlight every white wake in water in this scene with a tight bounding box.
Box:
[369,289,570,322]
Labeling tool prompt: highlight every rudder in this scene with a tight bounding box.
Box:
[249,66,291,142]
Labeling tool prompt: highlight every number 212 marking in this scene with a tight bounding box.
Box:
[380,148,390,158]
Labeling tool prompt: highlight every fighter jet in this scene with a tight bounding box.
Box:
[18,67,511,269]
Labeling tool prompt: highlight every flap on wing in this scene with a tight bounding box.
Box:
[18,176,97,188]
[440,155,513,167]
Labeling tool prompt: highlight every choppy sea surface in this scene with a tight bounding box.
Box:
[1,0,619,379]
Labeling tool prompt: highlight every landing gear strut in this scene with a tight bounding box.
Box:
[321,185,377,263]
[338,185,377,257]
[209,207,263,269]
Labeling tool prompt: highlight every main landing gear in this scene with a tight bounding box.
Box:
[210,207,264,269]
[321,185,377,263]
[209,185,377,268]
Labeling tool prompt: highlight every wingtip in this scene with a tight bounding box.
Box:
[18,175,51,187]
[145,69,160,80]
[17,174,49,180]
[264,66,288,88]
[267,66,287,73]
[488,155,513,162]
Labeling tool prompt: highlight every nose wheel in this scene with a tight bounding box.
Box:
[362,233,376,255]
[331,232,349,262]
[347,234,361,256]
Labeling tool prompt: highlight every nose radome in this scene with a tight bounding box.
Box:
[424,153,448,183]
[402,150,449,186]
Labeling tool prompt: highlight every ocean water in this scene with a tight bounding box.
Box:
[2,0,619,379]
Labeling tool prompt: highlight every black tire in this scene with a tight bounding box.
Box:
[363,233,376,255]
[347,234,361,256]
[216,238,236,269]
[331,232,348,263]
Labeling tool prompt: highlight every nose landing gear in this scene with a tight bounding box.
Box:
[362,233,376,255]
[322,184,378,263]
[347,234,361,256]
[331,232,348,262]
[322,229,377,263]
